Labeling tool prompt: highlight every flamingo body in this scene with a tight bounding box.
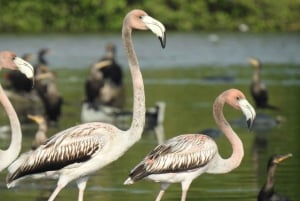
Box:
[124,89,256,201]
[6,9,166,201]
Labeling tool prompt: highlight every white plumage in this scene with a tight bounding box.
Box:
[6,9,166,201]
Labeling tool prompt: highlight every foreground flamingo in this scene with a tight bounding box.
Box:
[124,88,256,201]
[0,51,34,172]
[6,9,166,201]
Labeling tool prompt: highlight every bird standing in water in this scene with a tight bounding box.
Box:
[258,153,292,201]
[248,58,278,110]
[27,114,48,150]
[0,51,34,172]
[6,9,166,201]
[124,88,256,201]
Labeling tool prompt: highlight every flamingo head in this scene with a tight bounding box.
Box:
[125,9,166,48]
[225,89,256,129]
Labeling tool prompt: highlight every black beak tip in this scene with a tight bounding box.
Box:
[158,32,166,49]
[247,119,253,130]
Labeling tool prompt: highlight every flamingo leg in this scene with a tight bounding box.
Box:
[47,183,65,201]
[77,176,89,201]
[180,180,192,201]
[155,183,170,201]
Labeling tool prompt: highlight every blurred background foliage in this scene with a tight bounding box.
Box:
[0,0,299,33]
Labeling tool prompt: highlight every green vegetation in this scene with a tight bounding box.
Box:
[1,0,300,33]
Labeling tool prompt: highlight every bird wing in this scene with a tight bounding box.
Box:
[7,122,114,183]
[128,134,217,181]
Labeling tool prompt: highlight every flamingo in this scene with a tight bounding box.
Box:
[0,51,34,172]
[6,9,166,201]
[124,88,256,201]
[258,153,292,201]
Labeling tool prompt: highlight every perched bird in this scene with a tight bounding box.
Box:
[84,60,109,110]
[0,51,34,172]
[248,58,278,110]
[258,153,292,201]
[27,114,48,149]
[35,48,50,74]
[85,43,125,109]
[35,70,63,125]
[124,89,256,201]
[6,9,166,201]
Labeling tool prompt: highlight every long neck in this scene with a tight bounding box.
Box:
[37,121,48,140]
[263,165,276,192]
[211,96,244,173]
[122,24,146,144]
[253,67,261,84]
[0,84,22,171]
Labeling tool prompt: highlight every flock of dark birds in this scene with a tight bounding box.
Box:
[0,9,293,201]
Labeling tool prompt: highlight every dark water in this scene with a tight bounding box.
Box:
[0,32,299,68]
[0,33,299,201]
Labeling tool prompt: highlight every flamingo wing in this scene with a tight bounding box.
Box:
[7,122,113,183]
[128,134,217,181]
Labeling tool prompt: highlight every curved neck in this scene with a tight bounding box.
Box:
[253,67,261,84]
[211,95,244,173]
[122,24,145,142]
[0,84,22,171]
[263,165,276,191]
[37,121,48,139]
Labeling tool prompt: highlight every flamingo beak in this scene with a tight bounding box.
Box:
[142,15,166,48]
[238,99,256,129]
[13,57,34,79]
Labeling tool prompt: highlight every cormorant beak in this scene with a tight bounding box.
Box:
[142,15,166,48]
[247,57,259,68]
[238,99,256,130]
[13,57,34,79]
[275,153,292,164]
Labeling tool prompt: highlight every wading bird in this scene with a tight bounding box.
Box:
[0,51,34,172]
[248,58,278,110]
[27,114,48,150]
[124,89,256,201]
[258,153,292,201]
[6,9,166,201]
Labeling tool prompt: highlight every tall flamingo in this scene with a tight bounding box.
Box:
[6,9,166,201]
[124,88,256,201]
[0,51,34,172]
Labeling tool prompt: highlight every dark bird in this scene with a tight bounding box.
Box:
[85,43,125,109]
[124,89,256,201]
[35,72,63,125]
[6,9,166,201]
[248,58,278,110]
[35,48,50,73]
[0,51,34,172]
[258,153,292,201]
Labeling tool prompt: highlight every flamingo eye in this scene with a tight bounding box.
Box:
[236,97,240,100]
